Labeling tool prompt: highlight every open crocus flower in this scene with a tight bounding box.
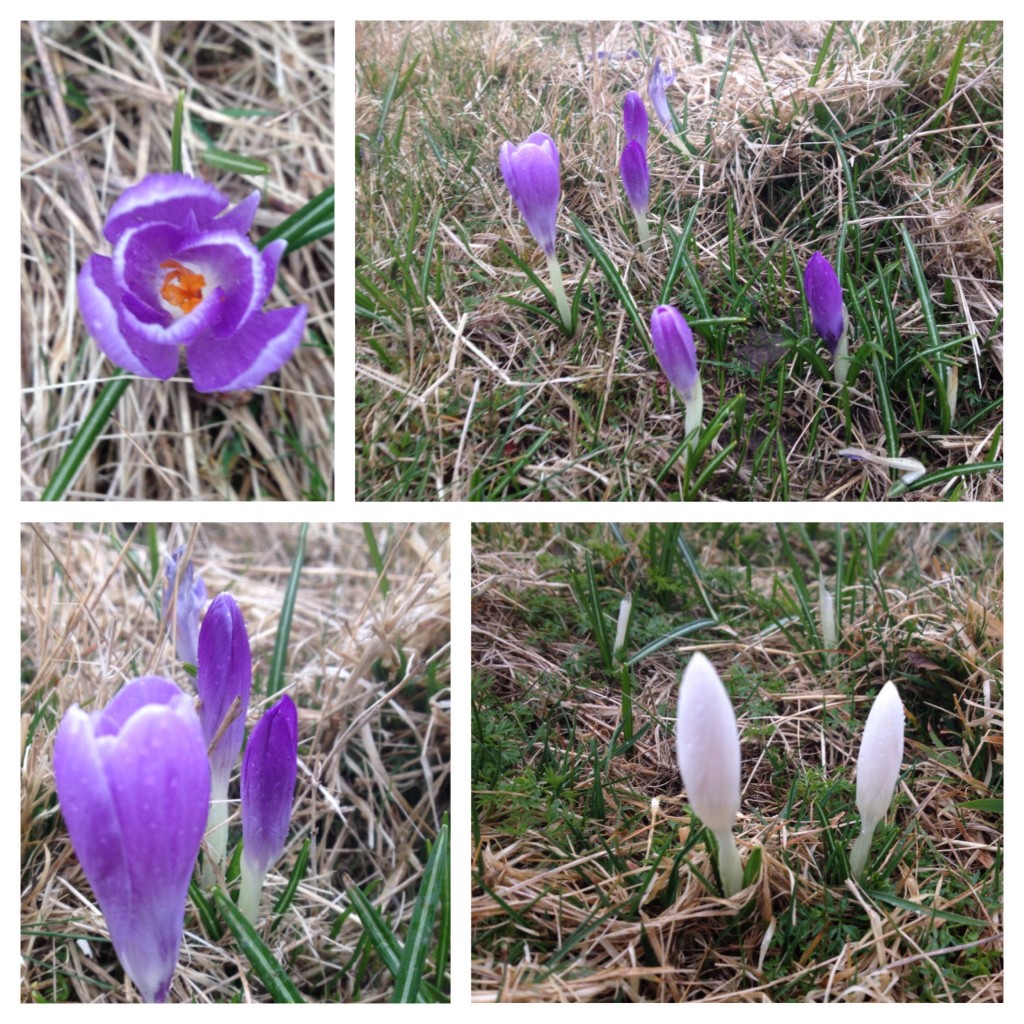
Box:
[239,694,298,922]
[849,681,905,879]
[620,140,651,244]
[196,593,252,878]
[53,676,210,1003]
[676,653,744,896]
[499,132,572,331]
[651,305,703,445]
[803,251,850,385]
[161,546,206,666]
[648,58,676,129]
[77,173,307,392]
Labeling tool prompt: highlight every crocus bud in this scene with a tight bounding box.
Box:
[239,694,298,922]
[836,448,927,486]
[676,653,744,895]
[53,677,210,1003]
[620,140,650,215]
[849,681,905,879]
[819,572,838,654]
[196,593,252,877]
[162,546,206,665]
[499,132,561,257]
[623,90,649,155]
[648,58,675,129]
[651,305,703,443]
[804,251,850,384]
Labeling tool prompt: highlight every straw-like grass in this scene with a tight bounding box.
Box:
[22,21,334,500]
[472,523,1002,1001]
[22,522,450,1002]
[357,22,1002,501]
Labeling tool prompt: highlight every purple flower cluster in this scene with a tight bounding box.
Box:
[78,173,306,392]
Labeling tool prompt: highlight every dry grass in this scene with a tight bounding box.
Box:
[357,22,1002,501]
[471,523,1003,1001]
[21,522,450,1002]
[22,21,334,500]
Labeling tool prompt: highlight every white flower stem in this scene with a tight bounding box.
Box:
[200,775,229,886]
[713,828,744,896]
[238,857,266,924]
[849,818,878,880]
[684,375,704,453]
[546,252,573,333]
[633,209,651,246]
[833,313,851,386]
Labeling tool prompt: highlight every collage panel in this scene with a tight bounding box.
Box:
[356,22,1002,501]
[471,522,1003,1001]
[21,21,335,501]
[21,522,450,1002]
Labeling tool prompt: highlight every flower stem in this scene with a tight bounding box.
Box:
[833,314,851,387]
[633,209,652,246]
[713,828,744,896]
[546,252,573,333]
[684,375,704,452]
[849,820,877,880]
[201,776,230,886]
[238,857,266,924]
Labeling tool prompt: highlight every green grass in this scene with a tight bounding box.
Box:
[356,21,1002,500]
[471,522,1003,1000]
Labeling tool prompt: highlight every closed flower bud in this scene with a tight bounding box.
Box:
[499,132,561,257]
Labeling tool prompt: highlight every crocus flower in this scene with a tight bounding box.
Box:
[499,132,572,331]
[239,694,298,922]
[77,173,307,392]
[53,676,210,1002]
[651,305,703,444]
[803,251,850,385]
[196,593,252,877]
[161,546,206,665]
[849,681,905,879]
[620,140,651,244]
[649,58,676,129]
[836,447,927,487]
[676,653,744,896]
[819,572,838,656]
[623,90,649,155]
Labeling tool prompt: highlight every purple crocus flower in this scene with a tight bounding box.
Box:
[649,59,676,129]
[239,694,298,922]
[620,140,650,216]
[161,546,206,665]
[623,90,649,155]
[803,251,846,352]
[77,173,307,392]
[196,593,252,875]
[499,132,561,257]
[651,304,703,442]
[53,677,210,1003]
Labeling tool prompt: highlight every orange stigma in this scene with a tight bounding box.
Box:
[159,259,206,314]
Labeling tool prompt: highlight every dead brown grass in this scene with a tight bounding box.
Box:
[21,522,450,1002]
[22,21,334,500]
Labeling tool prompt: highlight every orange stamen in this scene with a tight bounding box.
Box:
[159,259,206,314]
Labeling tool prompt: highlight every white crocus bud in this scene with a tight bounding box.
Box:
[819,573,837,655]
[849,681,905,879]
[613,594,632,657]
[676,652,743,895]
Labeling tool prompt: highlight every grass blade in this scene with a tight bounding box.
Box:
[268,522,308,696]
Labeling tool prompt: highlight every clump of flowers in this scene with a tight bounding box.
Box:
[77,173,307,392]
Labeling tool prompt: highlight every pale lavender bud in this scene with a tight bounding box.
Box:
[162,547,206,665]
[651,305,698,401]
[53,677,210,1003]
[623,90,649,155]
[620,140,650,216]
[648,58,675,129]
[499,132,561,256]
[803,251,846,353]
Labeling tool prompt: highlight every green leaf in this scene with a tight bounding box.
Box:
[268,523,308,696]
[199,148,270,176]
[273,838,311,922]
[958,798,1003,813]
[258,185,334,253]
[171,89,185,173]
[213,887,305,1002]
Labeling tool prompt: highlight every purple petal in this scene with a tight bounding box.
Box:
[620,140,650,214]
[187,305,307,393]
[94,676,185,738]
[104,173,230,245]
[804,251,845,350]
[649,59,675,128]
[241,695,298,876]
[77,255,179,378]
[499,133,561,256]
[121,283,227,349]
[196,593,252,786]
[162,549,206,665]
[623,91,649,155]
[651,304,698,400]
[253,239,288,310]
[112,223,189,318]
[102,699,210,1003]
[213,189,261,236]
